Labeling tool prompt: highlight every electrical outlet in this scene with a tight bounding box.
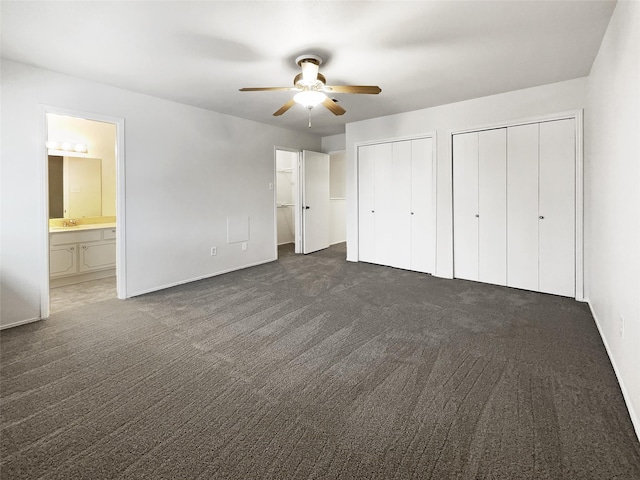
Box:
[210,246,217,256]
[619,315,625,338]
[242,242,248,251]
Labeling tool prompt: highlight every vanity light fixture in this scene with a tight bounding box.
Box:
[46,140,88,154]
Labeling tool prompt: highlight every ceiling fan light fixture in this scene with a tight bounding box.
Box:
[293,90,327,108]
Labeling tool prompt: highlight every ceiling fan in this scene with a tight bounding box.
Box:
[239,54,381,125]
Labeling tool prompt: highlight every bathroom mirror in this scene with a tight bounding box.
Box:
[48,155,102,219]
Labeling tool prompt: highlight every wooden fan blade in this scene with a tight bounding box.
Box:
[239,87,297,92]
[324,85,381,94]
[273,99,296,116]
[322,98,346,116]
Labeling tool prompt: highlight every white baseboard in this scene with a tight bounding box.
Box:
[0,316,43,330]
[127,258,277,298]
[587,298,640,443]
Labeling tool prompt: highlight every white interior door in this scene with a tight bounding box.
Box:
[302,150,330,254]
[453,132,479,281]
[373,142,395,266]
[478,128,507,285]
[410,137,434,274]
[390,141,412,269]
[538,119,575,296]
[507,123,539,291]
[358,145,376,262]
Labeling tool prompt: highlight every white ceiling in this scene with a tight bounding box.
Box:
[1,1,616,137]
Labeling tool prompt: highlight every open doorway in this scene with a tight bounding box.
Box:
[41,107,125,317]
[275,149,299,255]
[274,147,332,258]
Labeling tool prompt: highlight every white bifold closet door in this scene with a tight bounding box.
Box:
[358,145,377,263]
[454,118,575,297]
[506,123,539,291]
[358,137,434,273]
[453,128,507,285]
[410,138,435,273]
[507,120,575,296]
[538,120,575,296]
[452,132,480,281]
[374,141,409,269]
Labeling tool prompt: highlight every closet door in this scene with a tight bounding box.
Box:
[453,132,479,281]
[390,141,412,270]
[410,138,434,274]
[478,129,507,285]
[539,119,575,296]
[374,143,409,268]
[372,143,395,267]
[507,123,539,291]
[358,144,376,263]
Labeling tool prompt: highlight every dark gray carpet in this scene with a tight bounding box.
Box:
[2,243,639,479]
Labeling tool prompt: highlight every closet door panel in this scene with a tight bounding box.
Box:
[410,138,434,274]
[478,128,507,285]
[373,142,395,267]
[453,132,479,281]
[358,145,376,263]
[507,123,539,291]
[539,119,575,296]
[390,141,412,269]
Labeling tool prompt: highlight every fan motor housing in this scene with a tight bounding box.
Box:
[294,73,326,89]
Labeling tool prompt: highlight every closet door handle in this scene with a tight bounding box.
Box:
[539,216,544,219]
[304,206,310,210]
[475,214,479,218]
[371,210,375,213]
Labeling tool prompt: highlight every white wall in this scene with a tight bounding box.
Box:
[0,59,320,328]
[322,134,347,246]
[321,133,346,154]
[345,77,588,277]
[585,0,640,437]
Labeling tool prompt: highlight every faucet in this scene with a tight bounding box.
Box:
[64,219,77,227]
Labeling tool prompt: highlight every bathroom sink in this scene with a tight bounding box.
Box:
[49,226,80,232]
[49,223,116,233]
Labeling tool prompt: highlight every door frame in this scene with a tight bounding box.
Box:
[354,132,438,272]
[449,109,584,301]
[39,105,126,318]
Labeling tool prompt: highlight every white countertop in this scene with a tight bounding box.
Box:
[49,222,116,233]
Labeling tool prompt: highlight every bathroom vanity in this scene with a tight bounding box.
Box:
[49,223,116,286]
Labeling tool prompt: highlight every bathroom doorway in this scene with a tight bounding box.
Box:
[41,107,125,317]
[275,148,300,254]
